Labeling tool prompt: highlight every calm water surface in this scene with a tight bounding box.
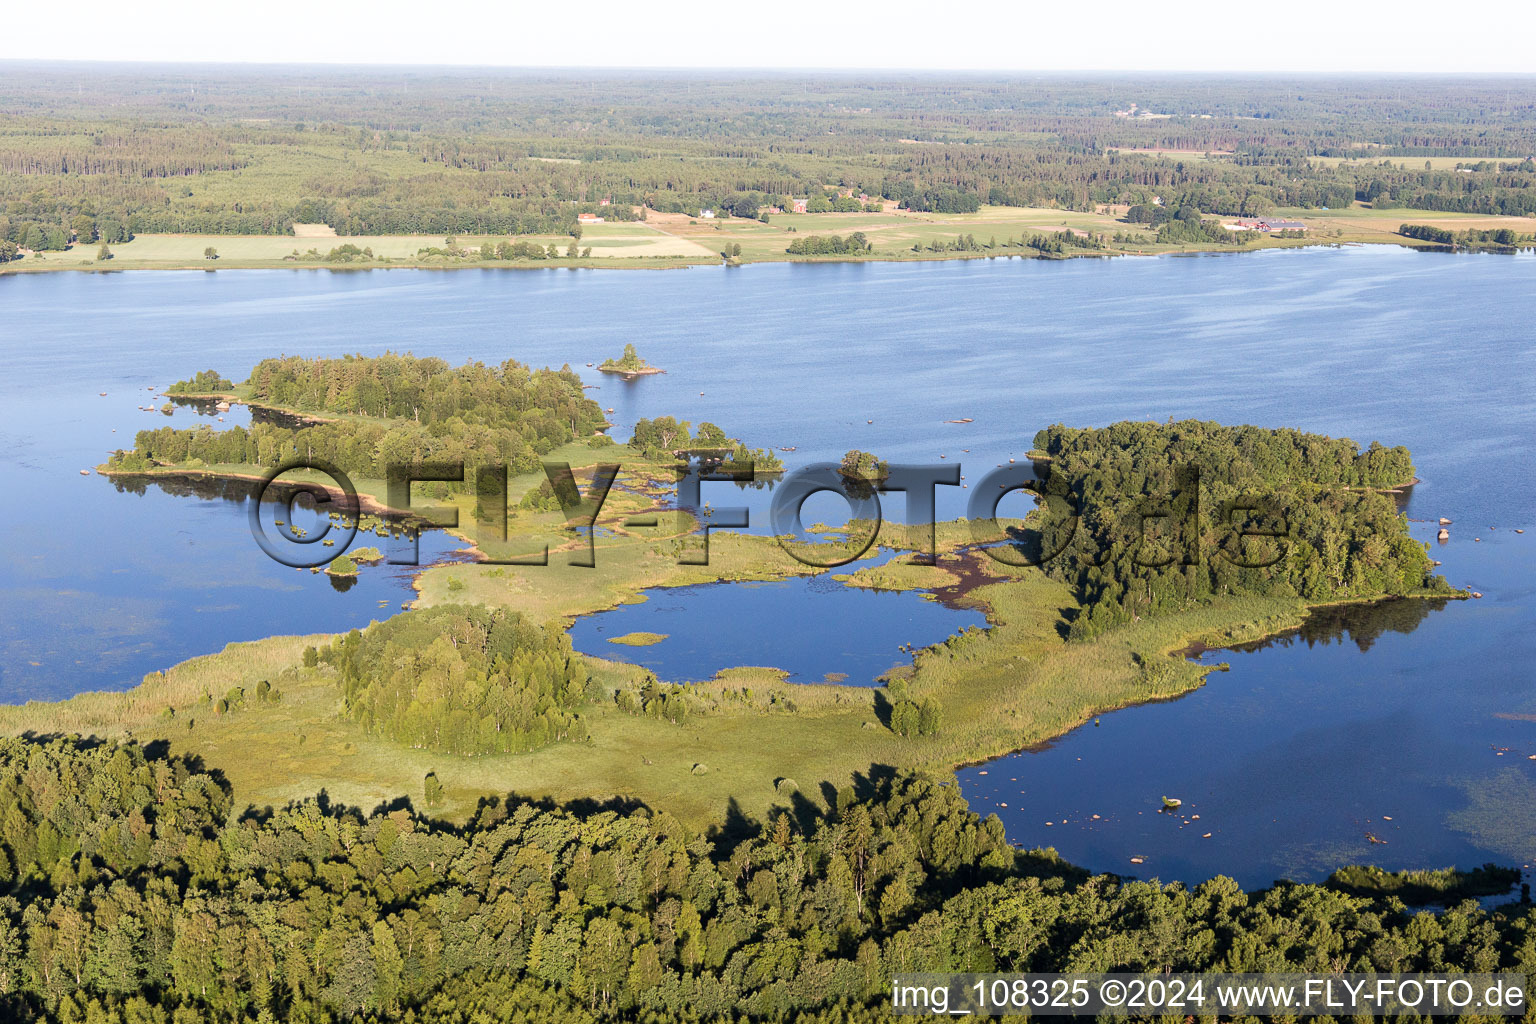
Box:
[568,549,988,686]
[1,247,1532,884]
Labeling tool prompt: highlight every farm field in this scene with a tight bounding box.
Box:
[1271,202,1536,244]
[17,224,719,269]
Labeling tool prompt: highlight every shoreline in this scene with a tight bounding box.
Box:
[597,365,666,377]
[163,392,336,426]
[98,464,420,520]
[1170,589,1467,661]
[945,586,1463,776]
[0,238,1480,277]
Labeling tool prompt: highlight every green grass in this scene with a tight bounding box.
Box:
[1266,203,1536,247]
[608,631,668,646]
[834,557,961,592]
[1307,156,1493,171]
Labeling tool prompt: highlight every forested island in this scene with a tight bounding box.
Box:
[1027,421,1446,639]
[2,69,1535,272]
[598,344,663,377]
[105,353,782,489]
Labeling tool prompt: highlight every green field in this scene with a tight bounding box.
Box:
[10,224,717,271]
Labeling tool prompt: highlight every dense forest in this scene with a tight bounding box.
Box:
[241,354,601,427]
[0,737,1530,1023]
[1025,421,1448,638]
[317,606,590,755]
[3,68,1536,247]
[111,354,607,482]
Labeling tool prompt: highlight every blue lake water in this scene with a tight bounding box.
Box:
[568,550,989,686]
[958,523,1536,889]
[1,247,1533,885]
[0,375,471,702]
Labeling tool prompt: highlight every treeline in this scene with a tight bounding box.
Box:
[1157,213,1236,245]
[785,232,870,255]
[599,343,650,373]
[1400,223,1530,250]
[893,184,982,213]
[838,450,889,480]
[112,356,788,487]
[0,737,1531,1023]
[906,231,1107,256]
[629,417,785,472]
[1126,204,1239,244]
[480,238,589,260]
[0,173,623,241]
[886,680,941,737]
[613,677,697,724]
[2,208,135,250]
[316,606,590,755]
[0,129,246,177]
[652,190,876,219]
[244,354,601,427]
[407,238,602,263]
[1354,161,1536,216]
[165,369,233,394]
[1027,421,1448,639]
[115,411,581,483]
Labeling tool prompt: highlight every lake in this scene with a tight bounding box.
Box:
[1,246,1532,885]
[958,522,1536,889]
[568,548,989,686]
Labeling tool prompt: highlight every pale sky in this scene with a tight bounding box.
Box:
[4,0,1535,73]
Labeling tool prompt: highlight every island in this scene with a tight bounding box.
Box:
[598,343,664,377]
[323,553,359,577]
[608,631,669,646]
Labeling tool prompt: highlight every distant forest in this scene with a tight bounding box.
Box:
[2,67,1536,248]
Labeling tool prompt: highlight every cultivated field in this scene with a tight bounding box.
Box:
[25,223,719,268]
[1273,202,1536,244]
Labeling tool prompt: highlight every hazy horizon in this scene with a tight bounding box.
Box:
[5,0,1534,75]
